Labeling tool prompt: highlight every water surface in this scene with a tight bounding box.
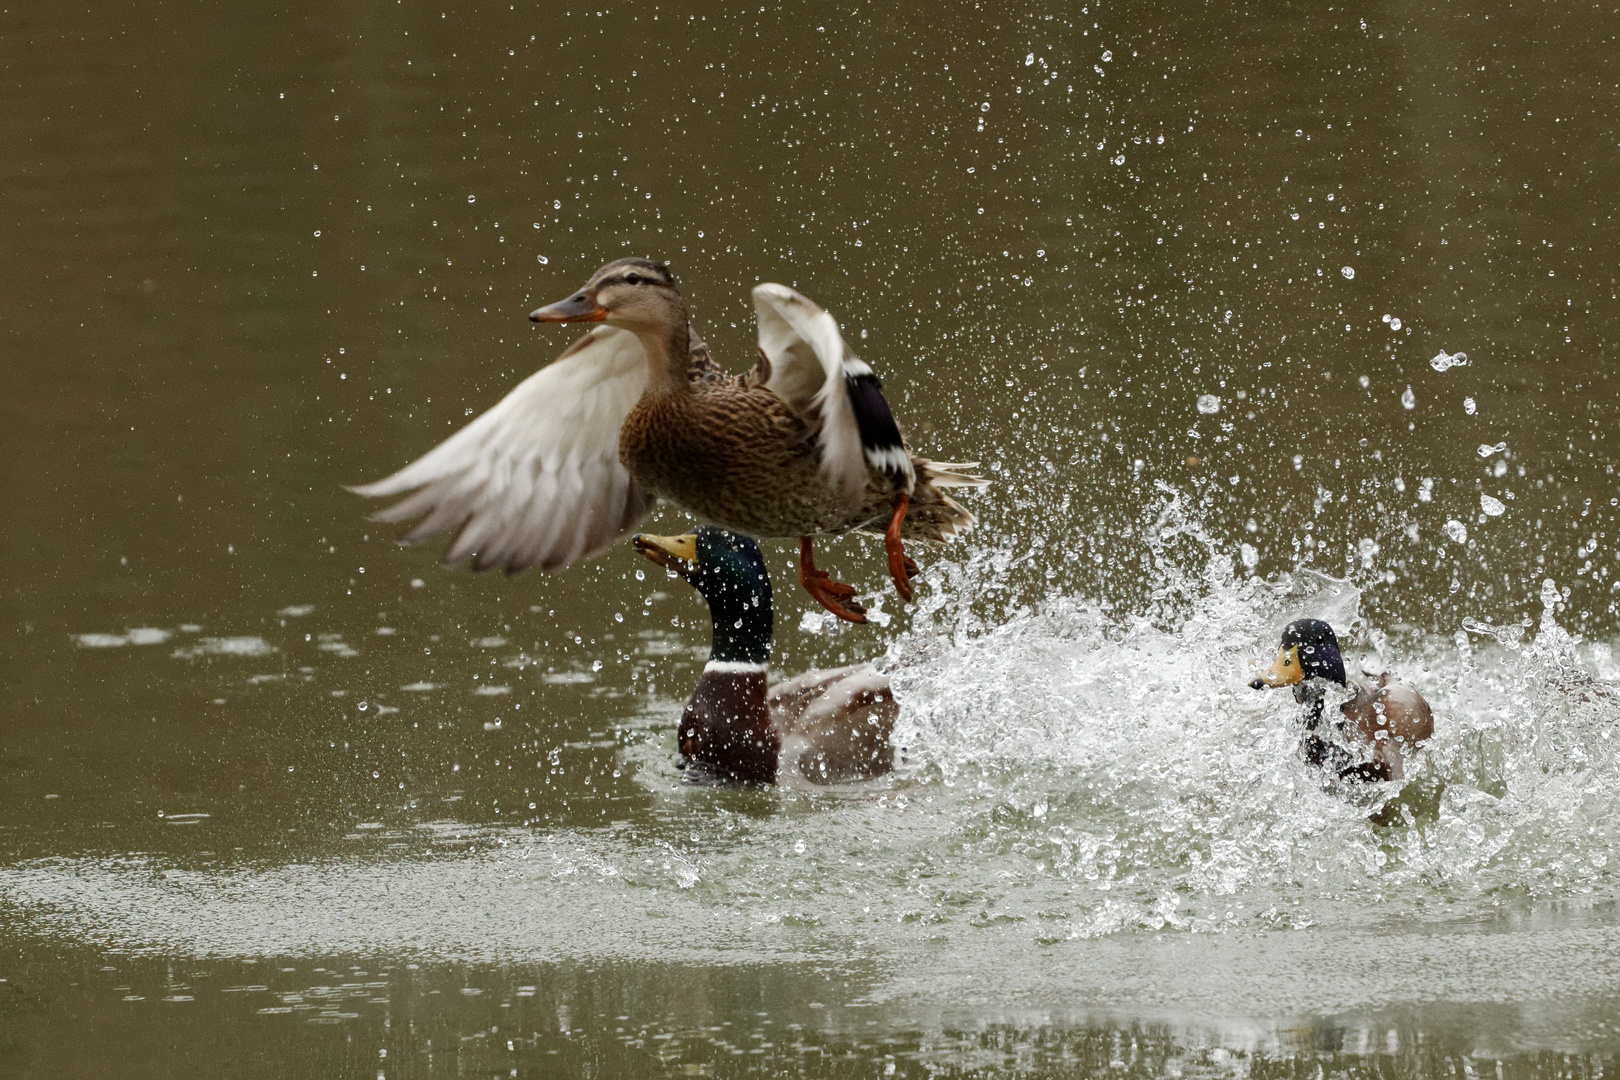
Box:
[4,0,1620,1075]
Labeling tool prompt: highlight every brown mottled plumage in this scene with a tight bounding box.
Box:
[351,257,985,621]
[621,378,974,542]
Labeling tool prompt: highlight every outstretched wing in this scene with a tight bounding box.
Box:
[752,283,913,509]
[350,325,655,573]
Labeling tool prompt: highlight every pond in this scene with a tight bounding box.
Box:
[4,0,1620,1076]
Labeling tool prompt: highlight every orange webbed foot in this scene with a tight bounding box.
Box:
[799,537,867,624]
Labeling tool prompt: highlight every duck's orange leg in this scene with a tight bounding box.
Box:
[885,492,916,602]
[799,537,867,624]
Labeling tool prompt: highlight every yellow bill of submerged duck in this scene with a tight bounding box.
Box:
[1250,645,1305,689]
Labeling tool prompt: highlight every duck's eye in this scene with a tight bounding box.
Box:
[625,273,643,285]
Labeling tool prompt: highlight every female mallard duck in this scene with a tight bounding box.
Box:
[633,526,896,786]
[1249,619,1434,782]
[351,257,985,623]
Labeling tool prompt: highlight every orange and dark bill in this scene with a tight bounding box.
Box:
[530,291,607,322]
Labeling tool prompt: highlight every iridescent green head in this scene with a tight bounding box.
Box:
[633,526,773,666]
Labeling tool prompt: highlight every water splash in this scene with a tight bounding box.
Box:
[880,491,1620,939]
[12,495,1620,991]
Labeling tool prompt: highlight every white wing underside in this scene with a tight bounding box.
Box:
[350,325,655,573]
[752,283,869,511]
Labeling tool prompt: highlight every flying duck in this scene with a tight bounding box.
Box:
[351,258,985,623]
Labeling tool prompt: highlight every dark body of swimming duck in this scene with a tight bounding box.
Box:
[633,527,896,786]
[628,524,894,786]
[1250,619,1434,782]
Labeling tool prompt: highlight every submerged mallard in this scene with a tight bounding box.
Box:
[351,258,985,623]
[634,527,896,786]
[1250,619,1435,782]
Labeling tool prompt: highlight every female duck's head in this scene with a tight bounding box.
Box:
[528,258,686,336]
[632,526,774,666]
[1250,618,1347,689]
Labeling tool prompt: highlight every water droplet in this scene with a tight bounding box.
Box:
[1025,53,1035,66]
[1464,397,1477,415]
[1196,394,1220,414]
[1430,350,1469,371]
[1101,50,1113,61]
[1480,494,1506,517]
[553,199,562,209]
[537,254,549,264]
[1358,375,1370,388]
[1444,519,1469,544]
[467,195,476,203]
[1400,386,1416,410]
[1340,265,1355,279]
[313,230,321,237]
[1477,441,1507,458]
[1389,317,1402,330]
[357,700,368,711]
[1240,543,1259,570]
[1381,313,1392,324]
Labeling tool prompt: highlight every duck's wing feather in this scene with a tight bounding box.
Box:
[769,663,897,783]
[752,284,913,508]
[349,325,655,573]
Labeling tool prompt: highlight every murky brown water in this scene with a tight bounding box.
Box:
[5,1,1620,1075]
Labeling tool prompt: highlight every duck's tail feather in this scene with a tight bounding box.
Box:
[918,461,990,489]
[854,457,986,541]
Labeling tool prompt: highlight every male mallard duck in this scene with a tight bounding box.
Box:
[1249,619,1434,782]
[351,258,985,623]
[633,526,896,786]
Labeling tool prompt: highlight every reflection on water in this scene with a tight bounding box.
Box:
[5,943,1620,1077]
[5,0,1620,1074]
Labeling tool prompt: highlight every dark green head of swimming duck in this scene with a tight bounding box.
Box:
[632,526,774,666]
[1249,618,1348,690]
